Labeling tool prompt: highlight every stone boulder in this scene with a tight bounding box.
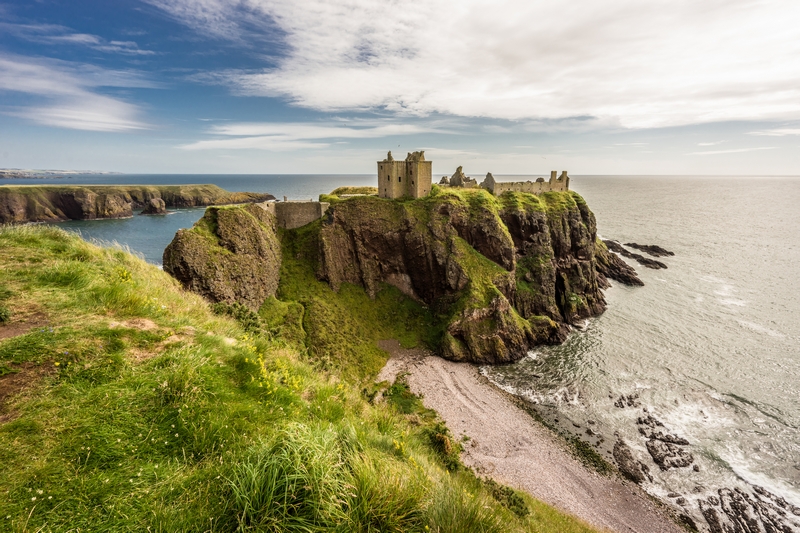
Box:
[163,204,281,311]
[140,197,167,215]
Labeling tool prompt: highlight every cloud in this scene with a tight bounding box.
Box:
[0,22,155,55]
[149,0,800,129]
[179,121,453,150]
[747,128,800,136]
[698,141,725,146]
[688,147,777,156]
[0,56,153,131]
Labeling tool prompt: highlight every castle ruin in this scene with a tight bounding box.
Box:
[377,151,432,199]
[378,151,569,198]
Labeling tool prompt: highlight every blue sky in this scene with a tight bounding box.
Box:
[1,0,799,175]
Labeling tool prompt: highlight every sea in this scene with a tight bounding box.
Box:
[9,173,800,516]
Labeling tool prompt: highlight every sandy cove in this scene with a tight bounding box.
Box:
[376,340,683,533]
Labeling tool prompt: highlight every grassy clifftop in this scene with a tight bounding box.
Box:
[0,225,599,533]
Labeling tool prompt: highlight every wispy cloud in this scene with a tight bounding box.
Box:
[0,55,154,131]
[0,22,155,55]
[747,128,800,136]
[698,141,725,146]
[180,121,452,150]
[149,0,800,129]
[688,147,777,156]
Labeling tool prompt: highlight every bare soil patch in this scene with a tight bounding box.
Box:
[0,362,55,423]
[0,311,49,341]
[109,318,158,331]
[377,340,683,533]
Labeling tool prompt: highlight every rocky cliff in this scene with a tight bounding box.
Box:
[0,184,274,223]
[163,204,282,311]
[163,188,640,364]
[315,188,624,363]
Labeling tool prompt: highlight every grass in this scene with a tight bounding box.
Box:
[0,224,602,533]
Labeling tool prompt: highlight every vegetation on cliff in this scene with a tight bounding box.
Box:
[0,184,273,223]
[0,225,599,533]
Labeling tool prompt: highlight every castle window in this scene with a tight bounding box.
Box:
[387,176,390,182]
[398,176,401,182]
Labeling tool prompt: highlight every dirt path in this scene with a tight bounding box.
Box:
[377,340,683,533]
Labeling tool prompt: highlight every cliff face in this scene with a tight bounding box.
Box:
[161,189,639,365]
[163,204,282,311]
[316,189,611,364]
[0,185,274,224]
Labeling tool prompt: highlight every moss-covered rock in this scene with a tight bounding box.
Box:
[162,204,281,311]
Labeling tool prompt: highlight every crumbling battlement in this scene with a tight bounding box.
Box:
[480,171,569,195]
[261,200,330,229]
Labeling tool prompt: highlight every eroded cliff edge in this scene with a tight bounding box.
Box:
[0,184,274,223]
[163,188,641,365]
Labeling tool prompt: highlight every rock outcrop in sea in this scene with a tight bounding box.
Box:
[140,197,167,215]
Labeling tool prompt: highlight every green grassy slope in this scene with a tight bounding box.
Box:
[0,225,600,532]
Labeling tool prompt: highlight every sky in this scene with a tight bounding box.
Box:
[1,0,799,175]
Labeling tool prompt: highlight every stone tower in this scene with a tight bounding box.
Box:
[377,151,432,199]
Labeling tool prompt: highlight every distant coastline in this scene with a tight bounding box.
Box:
[0,169,121,179]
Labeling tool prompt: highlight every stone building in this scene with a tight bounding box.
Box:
[377,151,432,199]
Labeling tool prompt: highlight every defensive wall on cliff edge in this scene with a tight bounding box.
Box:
[262,199,330,229]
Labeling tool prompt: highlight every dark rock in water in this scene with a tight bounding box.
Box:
[693,464,701,472]
[698,486,800,533]
[163,204,281,311]
[677,514,698,531]
[632,254,668,270]
[623,243,675,257]
[613,440,652,483]
[614,393,641,408]
[646,438,694,470]
[675,497,687,506]
[596,242,644,286]
[668,492,681,498]
[602,240,668,269]
[140,197,167,215]
[637,414,665,428]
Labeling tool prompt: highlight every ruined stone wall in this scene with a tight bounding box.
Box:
[261,201,330,229]
[409,160,432,198]
[482,171,569,195]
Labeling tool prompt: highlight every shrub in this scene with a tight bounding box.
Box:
[212,301,262,334]
[483,478,529,517]
[424,421,463,472]
[0,304,10,324]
